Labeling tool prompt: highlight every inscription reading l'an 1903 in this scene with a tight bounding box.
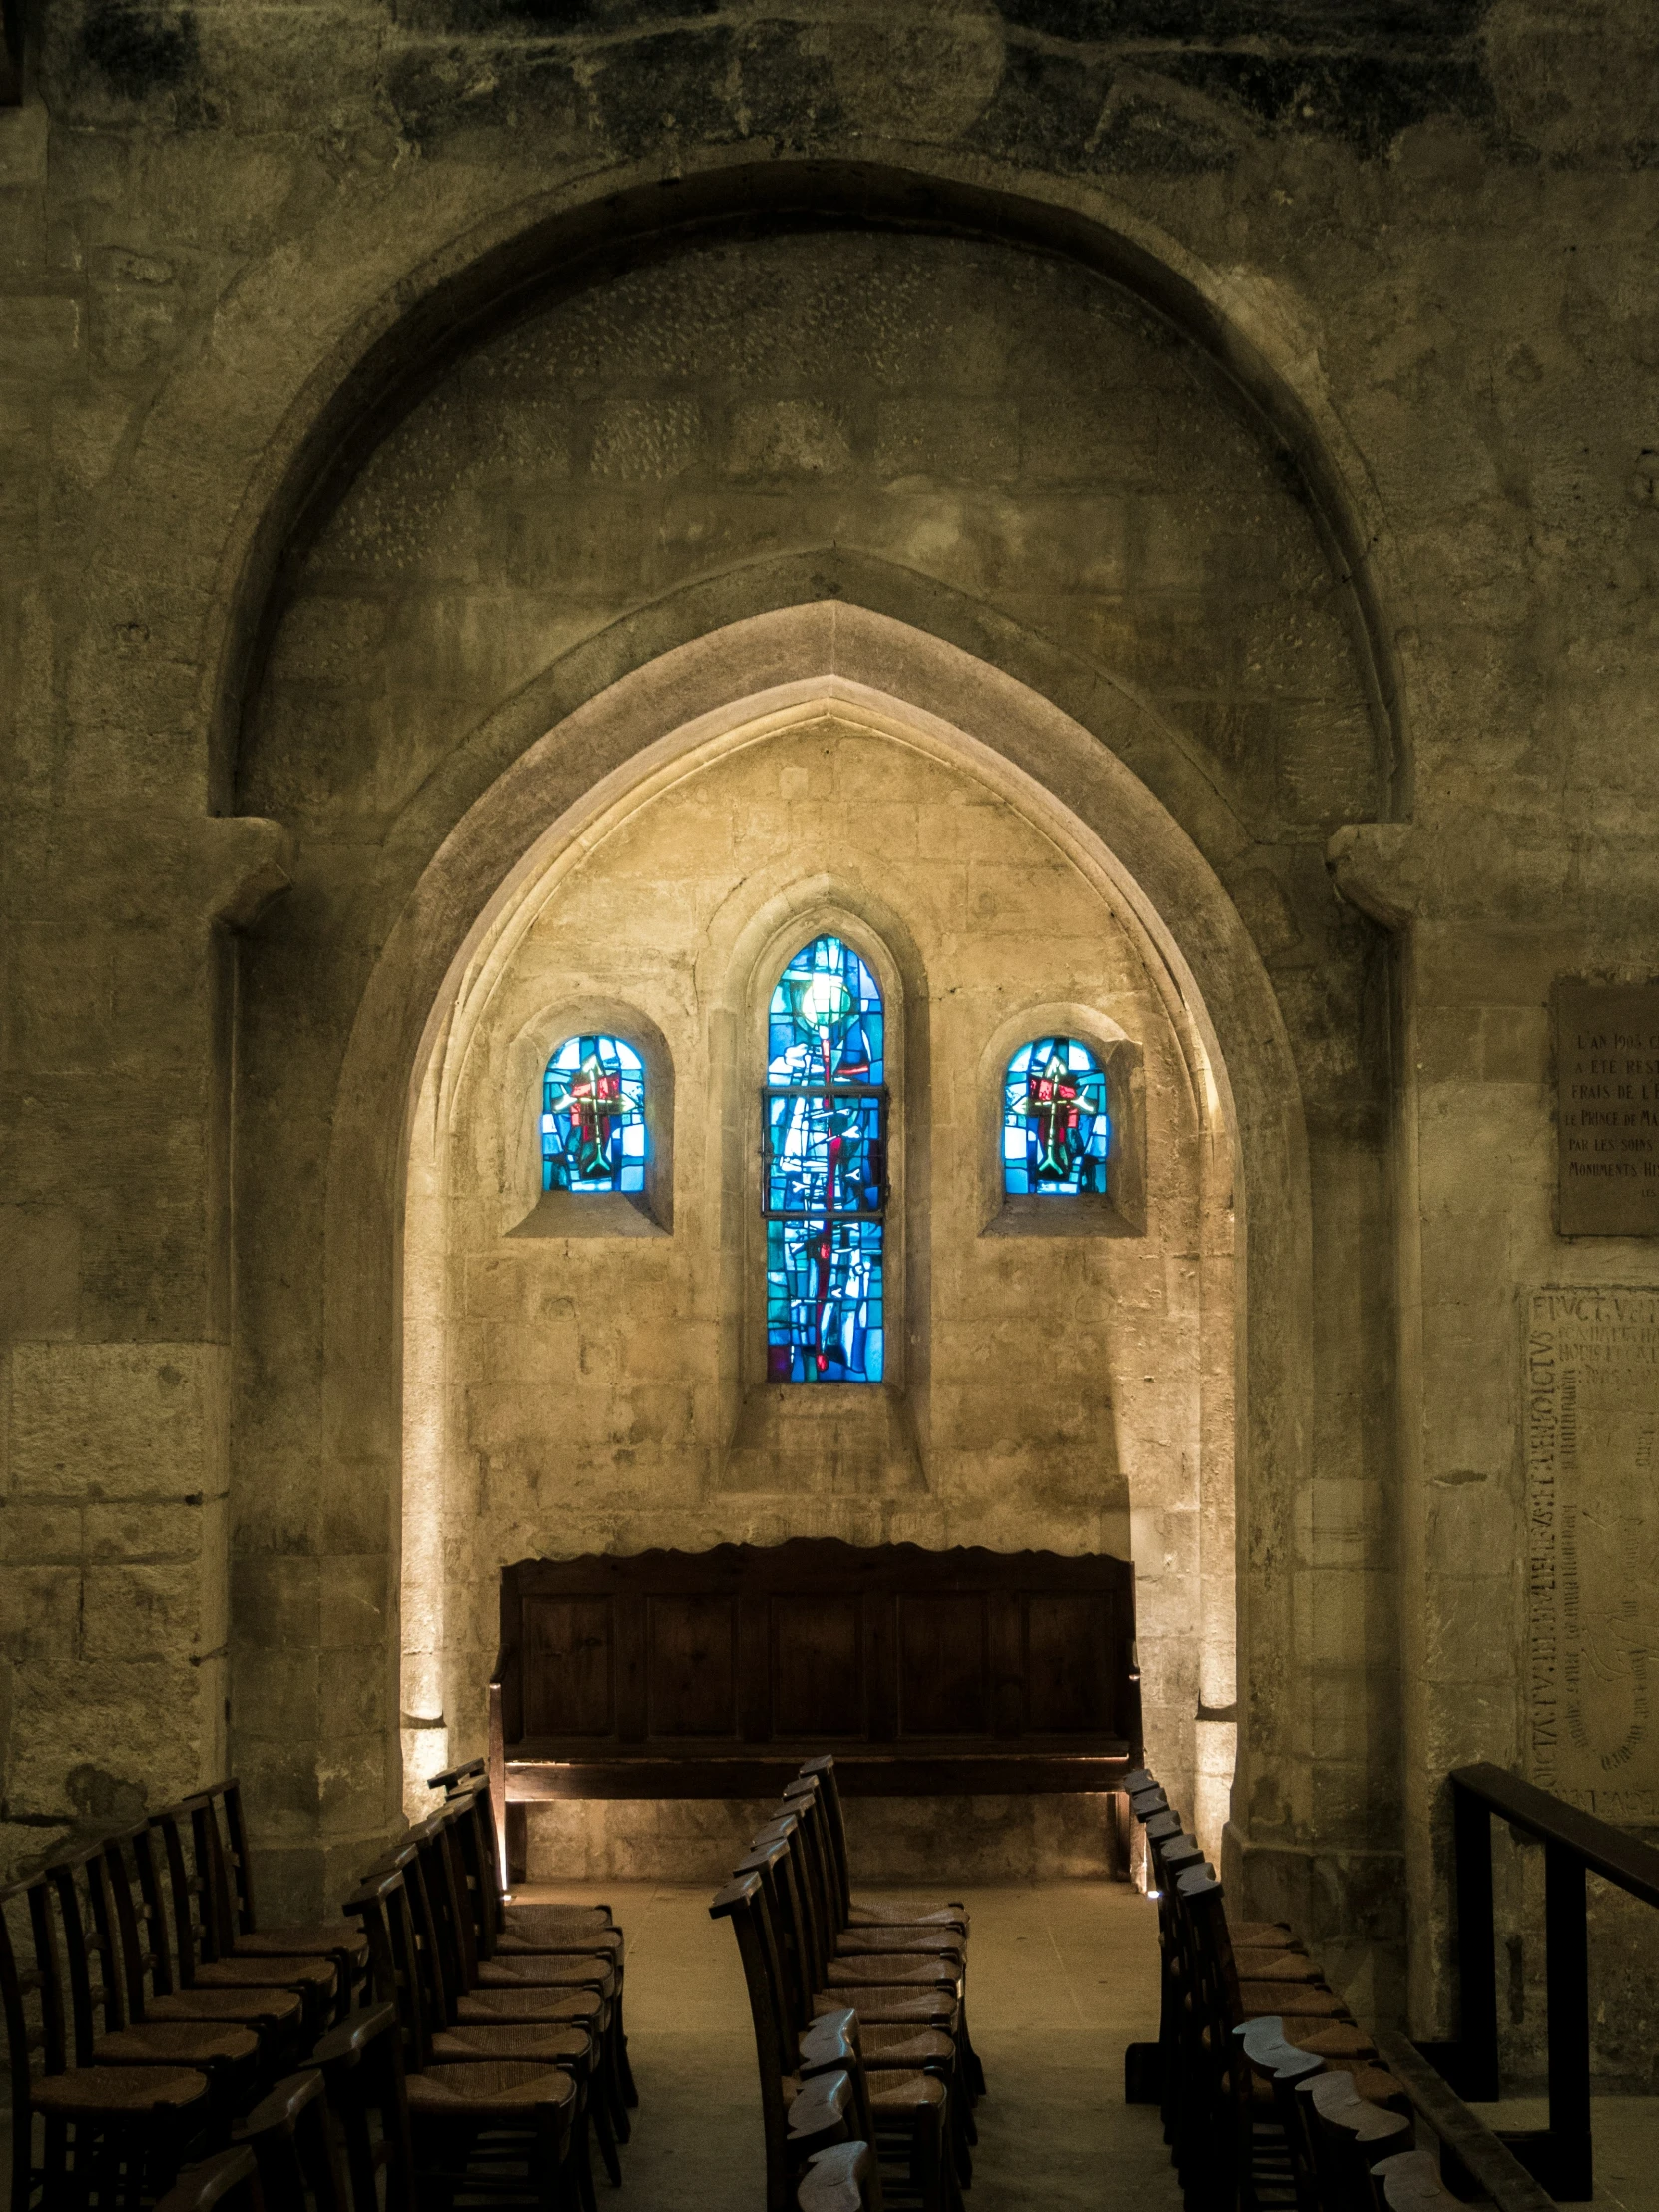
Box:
[1557,979,1659,1236]
[1526,1288,1659,1820]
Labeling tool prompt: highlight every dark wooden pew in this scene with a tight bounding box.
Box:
[488,1540,1141,1881]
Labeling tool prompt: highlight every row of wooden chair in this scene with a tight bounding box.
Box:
[1,1781,371,2212]
[335,1767,642,2212]
[708,1754,982,2212]
[1125,1766,1462,2212]
[2,1762,639,2212]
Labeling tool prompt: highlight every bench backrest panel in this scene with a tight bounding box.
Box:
[498,1540,1137,1753]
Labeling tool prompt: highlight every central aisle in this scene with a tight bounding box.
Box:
[516,1878,1186,2209]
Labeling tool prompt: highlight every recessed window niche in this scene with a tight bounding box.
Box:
[506,1003,673,1238]
[979,1005,1145,1238]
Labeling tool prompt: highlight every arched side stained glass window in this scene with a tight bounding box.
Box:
[763,936,886,1384]
[542,1034,647,1194]
[1003,1037,1110,1197]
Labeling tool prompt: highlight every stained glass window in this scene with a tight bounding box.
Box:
[541,1034,647,1194]
[1003,1037,1110,1197]
[763,935,886,1384]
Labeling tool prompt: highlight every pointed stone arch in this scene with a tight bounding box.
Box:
[292,599,1310,1913]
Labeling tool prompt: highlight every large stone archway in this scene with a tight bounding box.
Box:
[276,601,1315,1926]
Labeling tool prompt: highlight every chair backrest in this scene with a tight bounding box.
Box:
[778,1781,850,1952]
[798,2140,880,2212]
[711,1871,803,2212]
[1300,2070,1413,2212]
[1371,2149,1459,2212]
[750,1813,838,2011]
[402,1822,476,2026]
[343,1868,433,2072]
[45,1843,134,2058]
[436,1784,504,1961]
[795,1758,854,1925]
[1174,1863,1241,2034]
[150,1804,225,1984]
[1236,2018,1325,2212]
[104,1823,183,2010]
[200,1781,259,1938]
[737,1835,823,2032]
[153,2145,263,2212]
[427,1759,487,1795]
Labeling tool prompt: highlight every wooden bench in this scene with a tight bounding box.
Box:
[488,1539,1141,1881]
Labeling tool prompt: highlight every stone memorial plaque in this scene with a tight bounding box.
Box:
[1525,1288,1659,1819]
[1557,980,1659,1235]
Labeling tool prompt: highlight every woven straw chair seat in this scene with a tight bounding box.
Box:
[93,2023,258,2066]
[234,1924,369,1967]
[34,2066,208,2113]
[454,1987,603,2025]
[429,2024,590,2066]
[145,1988,303,2028]
[856,2025,955,2067]
[193,1956,336,1996]
[822,1956,958,1990]
[1239,1982,1348,2018]
[811,1988,960,2029]
[475,1958,615,1997]
[831,1927,963,1959]
[405,2060,577,2116]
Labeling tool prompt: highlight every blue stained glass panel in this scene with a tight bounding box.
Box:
[542,1034,647,1194]
[1003,1037,1110,1197]
[764,935,886,1384]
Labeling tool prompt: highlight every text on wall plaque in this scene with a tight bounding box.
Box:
[1557,980,1659,1236]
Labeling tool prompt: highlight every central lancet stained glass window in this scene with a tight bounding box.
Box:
[763,935,886,1384]
[1003,1037,1111,1197]
[542,1034,647,1194]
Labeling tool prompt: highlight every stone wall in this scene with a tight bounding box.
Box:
[2,0,1659,2050]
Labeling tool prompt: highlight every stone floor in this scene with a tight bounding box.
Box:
[1464,2100,1659,2212]
[521,1876,1185,2210]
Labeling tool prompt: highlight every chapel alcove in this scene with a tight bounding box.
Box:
[230,202,1388,1946]
[400,696,1236,1880]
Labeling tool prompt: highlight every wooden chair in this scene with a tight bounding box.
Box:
[388,1830,614,2202]
[343,1868,583,2212]
[149,1809,338,2043]
[232,2068,349,2212]
[197,1783,370,2002]
[770,1791,967,1960]
[41,1847,262,2125]
[432,1792,636,2122]
[794,1761,969,1936]
[799,2140,881,2212]
[306,2000,415,2212]
[740,1834,971,2186]
[1368,2149,1461,2212]
[2,1875,213,2212]
[436,1780,621,1959]
[710,1872,957,2212]
[1235,2017,1326,2212]
[1297,2072,1413,2212]
[152,2145,263,2212]
[394,1815,626,2183]
[1172,1867,1358,2210]
[101,1826,306,2065]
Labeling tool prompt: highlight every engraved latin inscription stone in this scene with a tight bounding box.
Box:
[1525,1289,1659,1819]
[1557,980,1659,1235]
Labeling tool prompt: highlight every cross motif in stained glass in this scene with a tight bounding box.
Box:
[1003,1037,1110,1196]
[542,1034,647,1194]
[763,935,886,1384]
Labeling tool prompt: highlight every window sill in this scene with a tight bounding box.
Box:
[507,1190,667,1240]
[982,1194,1142,1240]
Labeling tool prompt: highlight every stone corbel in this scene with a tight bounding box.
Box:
[1325,822,1424,932]
[190,815,293,931]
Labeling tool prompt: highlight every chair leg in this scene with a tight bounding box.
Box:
[590,2072,623,2186]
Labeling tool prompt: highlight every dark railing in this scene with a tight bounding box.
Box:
[1423,1762,1659,2202]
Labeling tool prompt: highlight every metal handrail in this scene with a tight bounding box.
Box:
[1430,1762,1659,2202]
